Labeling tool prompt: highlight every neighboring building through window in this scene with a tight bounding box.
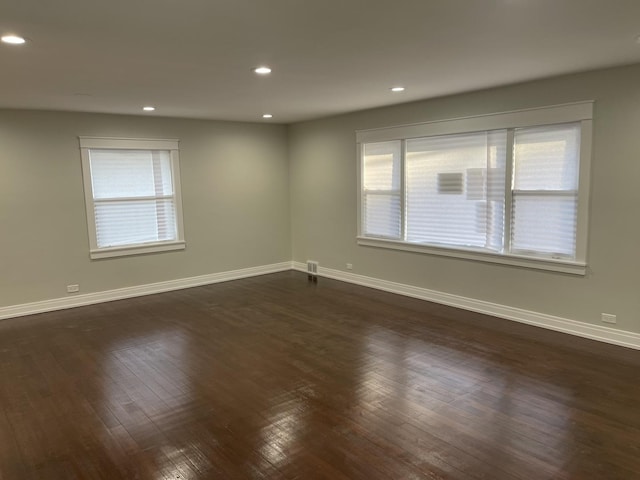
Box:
[357,102,593,274]
[79,137,185,259]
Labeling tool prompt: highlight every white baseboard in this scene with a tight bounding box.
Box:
[3,260,639,351]
[0,262,293,321]
[293,262,640,350]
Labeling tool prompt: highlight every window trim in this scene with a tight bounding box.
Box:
[79,137,186,260]
[356,102,593,275]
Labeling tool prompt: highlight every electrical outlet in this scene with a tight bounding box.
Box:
[67,284,80,293]
[601,313,617,324]
[346,263,353,270]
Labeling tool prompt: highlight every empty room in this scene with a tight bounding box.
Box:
[1,0,640,478]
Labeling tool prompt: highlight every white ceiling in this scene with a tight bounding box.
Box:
[2,0,640,124]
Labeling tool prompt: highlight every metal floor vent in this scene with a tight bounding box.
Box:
[307,260,319,282]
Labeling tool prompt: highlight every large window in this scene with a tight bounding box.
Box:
[357,102,592,274]
[80,137,185,259]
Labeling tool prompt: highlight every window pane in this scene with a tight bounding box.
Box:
[90,149,173,199]
[363,141,401,191]
[513,123,580,191]
[511,195,577,257]
[94,199,177,248]
[405,130,506,249]
[364,194,401,238]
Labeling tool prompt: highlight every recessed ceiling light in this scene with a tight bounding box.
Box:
[253,66,272,75]
[142,106,156,111]
[390,86,406,92]
[262,114,273,119]
[1,35,26,45]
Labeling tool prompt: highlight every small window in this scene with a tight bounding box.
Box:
[79,137,185,259]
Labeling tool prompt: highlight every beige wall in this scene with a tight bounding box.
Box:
[289,64,640,334]
[0,110,291,307]
[2,64,640,337]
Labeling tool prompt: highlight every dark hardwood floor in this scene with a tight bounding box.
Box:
[0,271,639,479]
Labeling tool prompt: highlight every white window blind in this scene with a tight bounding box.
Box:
[80,138,185,259]
[362,141,402,239]
[90,149,177,248]
[356,102,593,274]
[511,124,580,257]
[405,130,506,250]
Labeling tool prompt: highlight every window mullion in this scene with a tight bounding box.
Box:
[400,139,407,241]
[358,143,364,237]
[503,129,515,254]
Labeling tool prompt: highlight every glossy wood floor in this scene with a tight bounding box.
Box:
[1,272,639,479]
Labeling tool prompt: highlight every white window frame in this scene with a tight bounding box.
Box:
[79,137,186,259]
[356,102,593,275]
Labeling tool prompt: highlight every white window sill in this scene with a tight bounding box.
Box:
[357,237,586,275]
[90,240,186,260]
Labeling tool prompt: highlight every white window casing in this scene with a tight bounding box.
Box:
[356,102,593,275]
[79,137,186,259]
